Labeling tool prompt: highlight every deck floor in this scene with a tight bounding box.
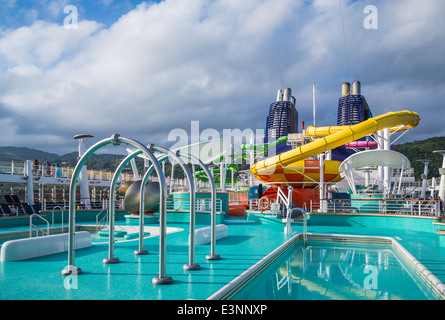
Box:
[1,217,445,300]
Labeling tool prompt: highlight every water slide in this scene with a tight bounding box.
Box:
[240,136,288,152]
[251,111,420,185]
[195,163,239,182]
[344,140,396,151]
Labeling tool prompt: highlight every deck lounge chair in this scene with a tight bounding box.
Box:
[21,203,35,215]
[0,204,15,216]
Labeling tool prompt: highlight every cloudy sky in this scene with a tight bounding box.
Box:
[0,0,444,155]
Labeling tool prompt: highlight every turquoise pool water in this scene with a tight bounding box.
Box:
[231,241,442,300]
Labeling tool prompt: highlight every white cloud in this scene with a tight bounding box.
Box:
[0,0,443,154]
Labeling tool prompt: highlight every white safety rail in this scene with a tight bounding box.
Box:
[249,198,280,212]
[29,214,49,237]
[0,160,134,182]
[0,160,26,175]
[310,198,441,217]
[166,197,223,213]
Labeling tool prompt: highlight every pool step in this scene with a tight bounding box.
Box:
[224,220,257,225]
[98,230,127,237]
[124,232,150,240]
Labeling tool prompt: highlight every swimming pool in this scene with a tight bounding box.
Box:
[209,233,445,300]
[2,212,445,300]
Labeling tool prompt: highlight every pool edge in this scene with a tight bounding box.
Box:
[207,232,445,300]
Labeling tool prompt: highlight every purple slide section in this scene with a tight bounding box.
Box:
[345,141,397,151]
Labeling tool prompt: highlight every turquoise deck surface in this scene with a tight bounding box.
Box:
[1,214,445,300]
[0,220,291,300]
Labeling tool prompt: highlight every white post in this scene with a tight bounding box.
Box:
[383,128,391,195]
[286,187,293,235]
[25,160,34,205]
[319,153,325,212]
[129,158,141,180]
[418,160,431,199]
[431,177,436,198]
[249,133,255,187]
[433,151,445,201]
[313,82,316,127]
[74,134,94,210]
[377,130,384,191]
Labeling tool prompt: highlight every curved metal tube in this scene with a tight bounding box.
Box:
[104,149,147,263]
[61,136,113,275]
[142,146,200,275]
[61,134,168,278]
[178,152,220,260]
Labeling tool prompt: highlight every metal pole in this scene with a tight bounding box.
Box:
[103,150,144,263]
[147,146,200,271]
[142,150,200,273]
[286,186,293,235]
[433,151,445,201]
[319,153,325,212]
[25,160,34,205]
[383,128,391,195]
[418,160,431,199]
[179,152,220,260]
[313,82,316,127]
[61,136,112,276]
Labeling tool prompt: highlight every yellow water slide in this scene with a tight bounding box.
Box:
[251,110,420,181]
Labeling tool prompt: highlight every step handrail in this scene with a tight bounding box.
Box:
[51,206,64,231]
[96,209,109,232]
[29,213,49,238]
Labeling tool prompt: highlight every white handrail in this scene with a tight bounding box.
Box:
[96,209,108,232]
[309,198,441,217]
[51,206,64,230]
[29,214,49,237]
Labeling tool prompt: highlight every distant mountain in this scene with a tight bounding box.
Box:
[0,146,124,161]
[0,146,127,171]
[0,146,61,161]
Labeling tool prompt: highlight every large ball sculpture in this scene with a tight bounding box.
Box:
[122,180,160,215]
[117,181,133,196]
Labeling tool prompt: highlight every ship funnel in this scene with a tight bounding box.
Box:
[283,88,292,102]
[342,82,350,97]
[352,81,361,95]
[276,89,283,102]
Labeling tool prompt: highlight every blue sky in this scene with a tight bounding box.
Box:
[0,0,444,154]
[0,0,150,29]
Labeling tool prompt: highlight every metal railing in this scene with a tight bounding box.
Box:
[309,198,441,217]
[0,160,134,182]
[249,197,442,217]
[166,197,223,212]
[29,213,50,237]
[96,209,109,232]
[51,206,64,231]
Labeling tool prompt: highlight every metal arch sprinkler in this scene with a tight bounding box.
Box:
[60,134,169,281]
[139,146,201,277]
[112,145,201,283]
[106,151,145,260]
[177,152,221,261]
[102,145,164,265]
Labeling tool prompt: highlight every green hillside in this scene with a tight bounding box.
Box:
[0,146,127,171]
[395,136,445,180]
